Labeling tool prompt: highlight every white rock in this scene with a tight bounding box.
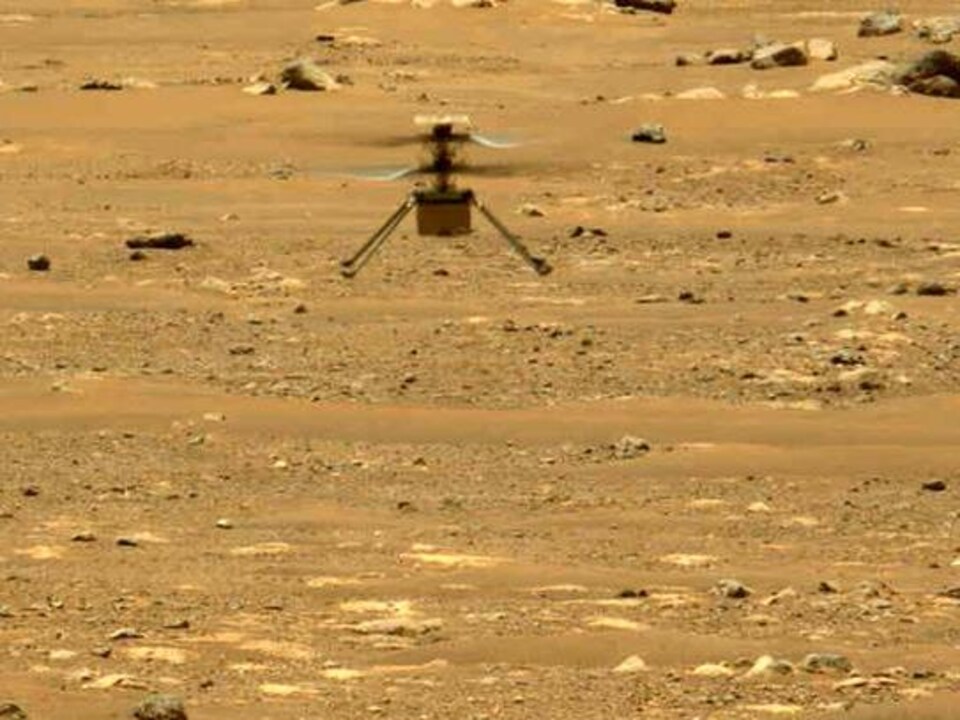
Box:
[810,60,895,93]
[675,86,726,100]
[806,38,838,62]
[692,663,735,678]
[613,655,650,673]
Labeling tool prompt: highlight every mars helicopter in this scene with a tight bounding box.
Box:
[338,114,553,279]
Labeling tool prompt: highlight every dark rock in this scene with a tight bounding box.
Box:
[858,10,903,37]
[751,43,808,70]
[80,79,123,91]
[280,58,341,91]
[894,50,960,87]
[631,123,667,144]
[818,580,840,593]
[129,250,148,262]
[126,233,194,250]
[26,254,50,272]
[133,694,188,720]
[939,586,960,599]
[909,75,960,98]
[678,290,704,304]
[921,479,947,492]
[0,704,27,720]
[707,48,750,65]
[916,281,952,296]
[613,0,676,14]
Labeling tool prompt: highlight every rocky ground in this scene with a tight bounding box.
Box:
[1,1,959,718]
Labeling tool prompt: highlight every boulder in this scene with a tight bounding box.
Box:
[279,58,340,91]
[894,50,960,97]
[858,10,902,37]
[810,59,896,92]
[909,75,960,98]
[751,43,808,70]
[706,48,750,65]
[914,16,960,44]
[806,38,839,62]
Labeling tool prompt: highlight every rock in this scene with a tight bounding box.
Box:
[675,86,725,100]
[133,694,188,720]
[613,655,650,673]
[631,123,666,144]
[816,190,847,205]
[352,618,443,636]
[518,203,545,217]
[692,663,734,678]
[675,52,705,67]
[79,79,123,91]
[741,84,800,100]
[125,233,194,250]
[280,58,340,91]
[810,60,896,92]
[707,48,750,65]
[0,704,27,720]
[939,586,960,599]
[109,628,143,641]
[613,0,676,14]
[243,81,277,96]
[818,580,840,593]
[895,50,960,83]
[914,16,960,44]
[893,51,960,97]
[921,479,947,492]
[611,435,651,459]
[745,655,795,677]
[26,254,50,271]
[72,531,97,543]
[858,10,902,37]
[802,653,853,674]
[806,38,838,62]
[916,281,952,296]
[215,518,234,529]
[716,578,753,599]
[909,75,960,98]
[751,43,808,70]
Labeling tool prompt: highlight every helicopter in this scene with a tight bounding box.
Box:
[338,114,552,279]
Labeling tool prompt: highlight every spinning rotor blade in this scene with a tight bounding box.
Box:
[468,132,522,149]
[320,165,420,182]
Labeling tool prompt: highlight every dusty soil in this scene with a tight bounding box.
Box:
[1,1,959,718]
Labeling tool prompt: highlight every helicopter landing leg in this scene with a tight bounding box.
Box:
[472,196,552,276]
[340,195,416,278]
